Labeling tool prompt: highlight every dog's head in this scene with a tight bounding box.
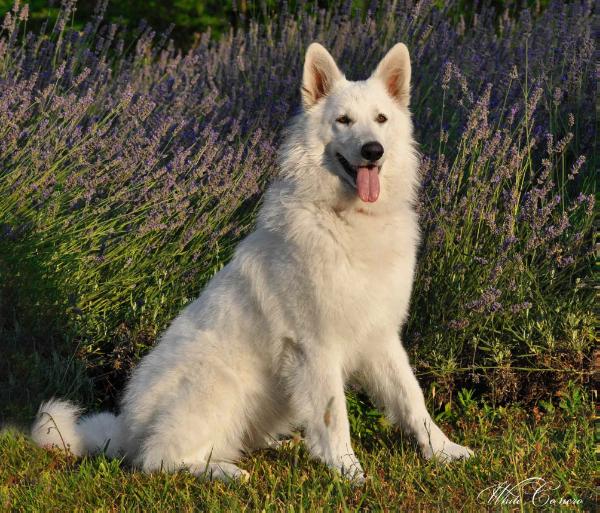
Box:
[282,43,417,209]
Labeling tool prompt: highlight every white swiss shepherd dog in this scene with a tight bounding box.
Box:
[32,42,474,482]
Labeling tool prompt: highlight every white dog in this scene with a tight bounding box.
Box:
[32,42,473,482]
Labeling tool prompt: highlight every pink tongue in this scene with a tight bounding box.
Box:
[356,166,380,202]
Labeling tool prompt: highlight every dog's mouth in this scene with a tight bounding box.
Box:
[336,153,381,203]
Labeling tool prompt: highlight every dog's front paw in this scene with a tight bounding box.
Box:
[332,453,365,484]
[329,454,365,485]
[422,439,474,462]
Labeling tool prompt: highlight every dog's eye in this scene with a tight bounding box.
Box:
[336,115,352,125]
[376,113,388,123]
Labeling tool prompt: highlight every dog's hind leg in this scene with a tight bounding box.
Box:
[129,358,253,480]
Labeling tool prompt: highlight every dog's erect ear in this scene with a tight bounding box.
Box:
[371,43,411,107]
[302,43,343,109]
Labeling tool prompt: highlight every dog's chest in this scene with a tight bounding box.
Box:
[306,210,417,328]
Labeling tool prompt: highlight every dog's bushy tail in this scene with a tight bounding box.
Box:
[31,398,124,457]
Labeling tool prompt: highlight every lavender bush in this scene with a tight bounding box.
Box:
[0,0,595,401]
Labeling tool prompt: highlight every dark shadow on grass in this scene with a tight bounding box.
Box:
[0,234,95,426]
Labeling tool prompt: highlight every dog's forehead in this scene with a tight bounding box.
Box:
[327,79,393,113]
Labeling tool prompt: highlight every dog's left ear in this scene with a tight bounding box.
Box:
[371,43,411,107]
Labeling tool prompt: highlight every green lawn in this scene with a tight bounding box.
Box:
[1,385,594,511]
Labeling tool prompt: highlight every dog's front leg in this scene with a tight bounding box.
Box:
[360,336,473,461]
[287,345,364,483]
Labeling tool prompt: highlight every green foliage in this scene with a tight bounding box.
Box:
[0,0,559,48]
[0,0,354,45]
[0,0,239,44]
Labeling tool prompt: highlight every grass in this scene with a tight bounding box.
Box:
[1,330,596,511]
[1,384,595,511]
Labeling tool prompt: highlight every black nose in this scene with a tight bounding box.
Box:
[361,141,384,161]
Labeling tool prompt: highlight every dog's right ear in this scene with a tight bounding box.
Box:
[302,43,343,109]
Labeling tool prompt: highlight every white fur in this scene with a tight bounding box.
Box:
[31,399,84,455]
[31,43,473,482]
